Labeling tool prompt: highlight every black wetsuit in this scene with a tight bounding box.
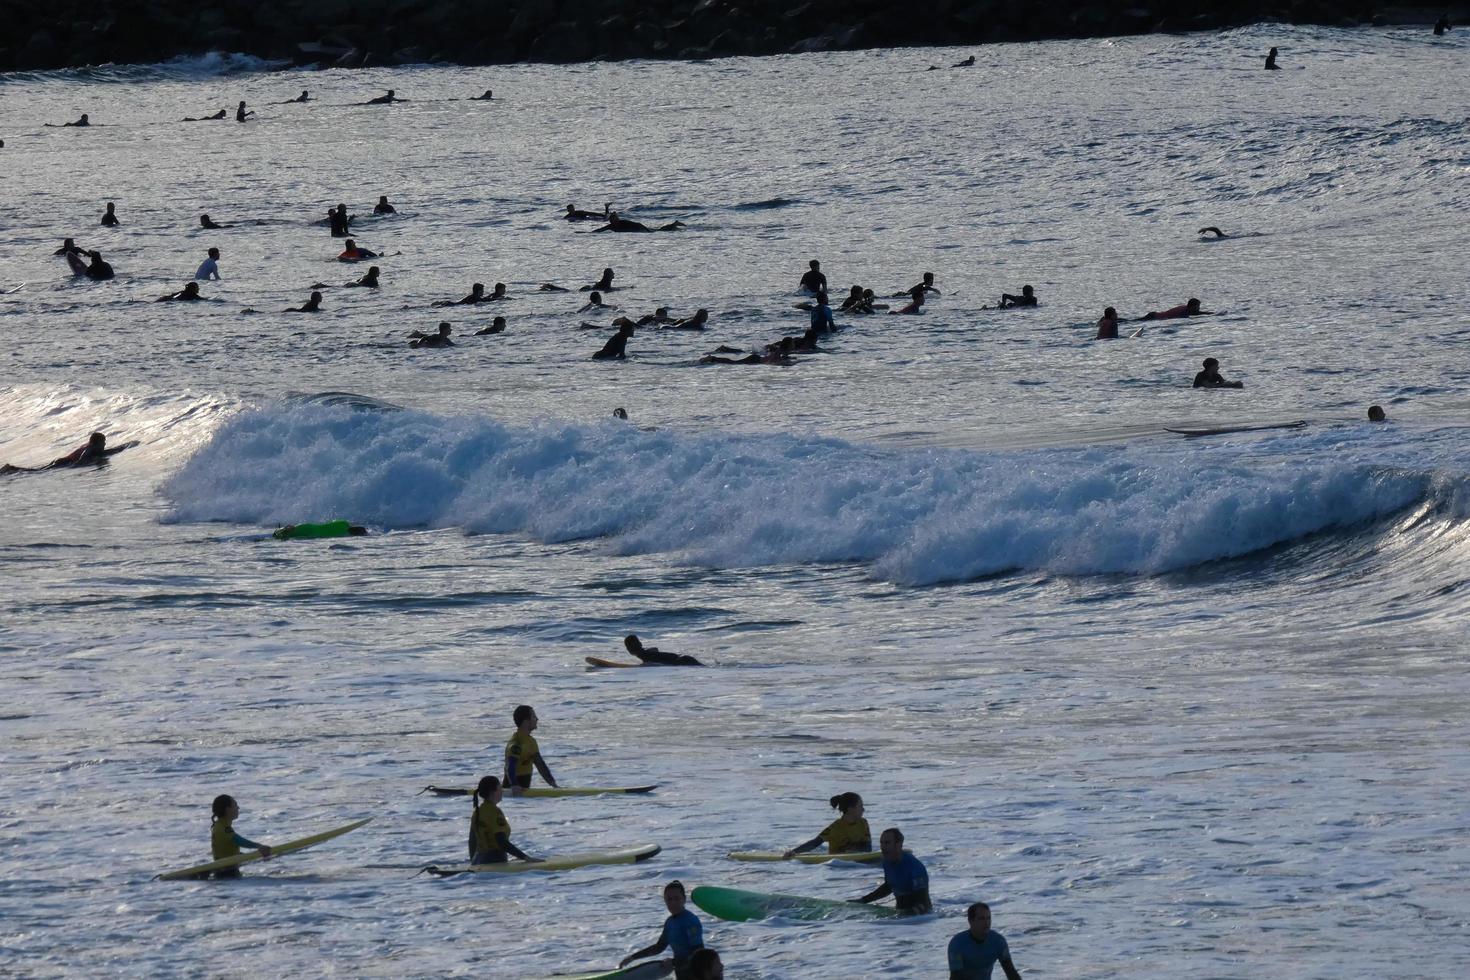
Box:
[86,258,114,280]
[593,330,632,360]
[800,270,827,293]
[632,646,704,667]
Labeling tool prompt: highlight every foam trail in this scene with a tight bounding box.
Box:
[162,402,1429,584]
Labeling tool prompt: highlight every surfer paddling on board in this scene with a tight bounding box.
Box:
[505,705,557,795]
[949,902,1025,980]
[856,827,931,914]
[2,432,138,474]
[565,203,608,222]
[208,795,271,879]
[1140,298,1212,321]
[470,776,540,863]
[620,880,706,978]
[1192,357,1243,389]
[784,792,871,858]
[623,634,703,666]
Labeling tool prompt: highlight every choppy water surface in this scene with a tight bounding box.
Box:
[3,26,1469,978]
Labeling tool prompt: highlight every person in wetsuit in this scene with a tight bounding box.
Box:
[785,792,871,858]
[200,214,229,230]
[1142,298,1212,321]
[475,316,507,335]
[85,251,114,280]
[287,291,323,313]
[857,827,931,914]
[799,259,827,294]
[487,283,508,301]
[999,285,1037,308]
[184,109,227,121]
[1265,47,1281,70]
[948,902,1025,980]
[593,324,634,360]
[1198,227,1228,239]
[437,283,487,306]
[624,634,703,666]
[582,268,617,291]
[620,880,706,978]
[409,322,454,347]
[468,776,540,864]
[338,239,378,262]
[347,266,380,288]
[1095,307,1120,340]
[580,291,617,313]
[235,101,255,122]
[273,91,311,104]
[157,282,202,302]
[328,205,352,238]
[207,795,272,879]
[504,704,557,793]
[1368,405,1387,422]
[374,195,396,215]
[55,238,85,257]
[612,308,675,329]
[363,90,405,105]
[810,292,837,334]
[564,203,607,221]
[1193,357,1243,389]
[100,202,119,227]
[56,114,90,127]
[3,432,137,474]
[893,272,940,298]
[1435,15,1452,35]
[663,309,709,331]
[594,211,684,233]
[953,54,977,67]
[471,89,494,101]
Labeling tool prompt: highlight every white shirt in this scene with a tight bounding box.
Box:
[195,257,220,281]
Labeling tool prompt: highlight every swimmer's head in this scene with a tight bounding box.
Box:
[1104,306,1117,318]
[310,291,323,302]
[809,259,820,270]
[493,283,506,294]
[208,247,220,259]
[438,322,451,336]
[923,272,935,284]
[1022,285,1034,296]
[89,432,106,450]
[613,407,628,420]
[816,291,828,305]
[472,283,485,293]
[1368,405,1386,422]
[1186,298,1202,313]
[1203,357,1219,370]
[183,282,199,297]
[624,634,642,652]
[590,291,603,303]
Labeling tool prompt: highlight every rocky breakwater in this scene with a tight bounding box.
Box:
[0,0,1446,73]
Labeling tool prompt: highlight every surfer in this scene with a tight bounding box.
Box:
[799,260,827,294]
[1141,298,1211,321]
[2,432,137,474]
[593,211,684,232]
[287,291,323,313]
[810,293,836,334]
[785,792,871,858]
[998,285,1037,308]
[474,316,507,335]
[273,91,311,104]
[1265,47,1281,70]
[157,282,203,302]
[624,634,703,666]
[592,324,634,360]
[688,949,724,980]
[184,110,226,121]
[565,204,607,221]
[1368,405,1387,422]
[1095,307,1120,339]
[613,408,629,419]
[471,89,494,101]
[1198,227,1228,239]
[199,214,228,230]
[53,114,90,127]
[856,828,931,914]
[347,266,380,288]
[890,286,926,315]
[363,90,405,105]
[409,322,454,348]
[469,776,540,864]
[374,195,396,215]
[1435,15,1451,35]
[1192,357,1243,389]
[337,239,378,262]
[505,705,558,794]
[54,238,85,257]
[208,795,271,879]
[329,204,353,238]
[235,101,254,122]
[893,272,940,297]
[437,283,487,306]
[662,309,710,331]
[948,902,1024,980]
[100,202,119,226]
[85,251,115,280]
[580,291,617,313]
[619,880,705,978]
[581,268,617,291]
[195,247,222,281]
[612,308,675,329]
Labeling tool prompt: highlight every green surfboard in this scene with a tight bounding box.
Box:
[691,884,903,922]
[156,817,372,880]
[424,843,660,877]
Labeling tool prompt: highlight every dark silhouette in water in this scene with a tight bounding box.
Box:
[1434,15,1451,35]
[2,432,137,474]
[592,324,634,360]
[100,202,119,226]
[410,322,454,348]
[1193,357,1243,389]
[1264,47,1280,70]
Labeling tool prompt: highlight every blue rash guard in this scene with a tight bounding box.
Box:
[810,303,835,333]
[947,929,1011,979]
[660,908,704,967]
[882,852,931,913]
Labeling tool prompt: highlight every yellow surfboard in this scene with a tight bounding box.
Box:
[156,817,372,881]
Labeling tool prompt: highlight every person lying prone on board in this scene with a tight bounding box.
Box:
[624,634,703,666]
[1140,297,1213,321]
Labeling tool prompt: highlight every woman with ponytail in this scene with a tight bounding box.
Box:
[209,794,272,878]
[469,776,540,865]
[783,792,871,858]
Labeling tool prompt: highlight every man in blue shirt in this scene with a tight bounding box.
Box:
[621,879,705,979]
[949,901,1023,980]
[856,827,931,914]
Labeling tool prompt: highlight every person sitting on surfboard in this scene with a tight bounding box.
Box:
[890,286,926,315]
[101,202,119,226]
[1141,298,1212,321]
[687,949,724,980]
[347,266,380,288]
[592,323,634,361]
[210,794,271,878]
[799,260,827,295]
[624,634,703,666]
[998,285,1037,308]
[581,268,617,292]
[856,827,930,914]
[948,901,1024,980]
[505,705,558,794]
[85,251,115,280]
[196,247,222,281]
[1095,307,1120,340]
[1192,357,1243,389]
[785,792,871,858]
[620,879,705,977]
[469,775,540,864]
[374,195,396,215]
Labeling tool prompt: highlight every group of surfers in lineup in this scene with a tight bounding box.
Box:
[207,703,1024,980]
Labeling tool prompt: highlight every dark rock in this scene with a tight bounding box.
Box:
[531,21,596,61]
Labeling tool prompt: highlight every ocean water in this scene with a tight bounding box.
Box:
[3,24,1470,978]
